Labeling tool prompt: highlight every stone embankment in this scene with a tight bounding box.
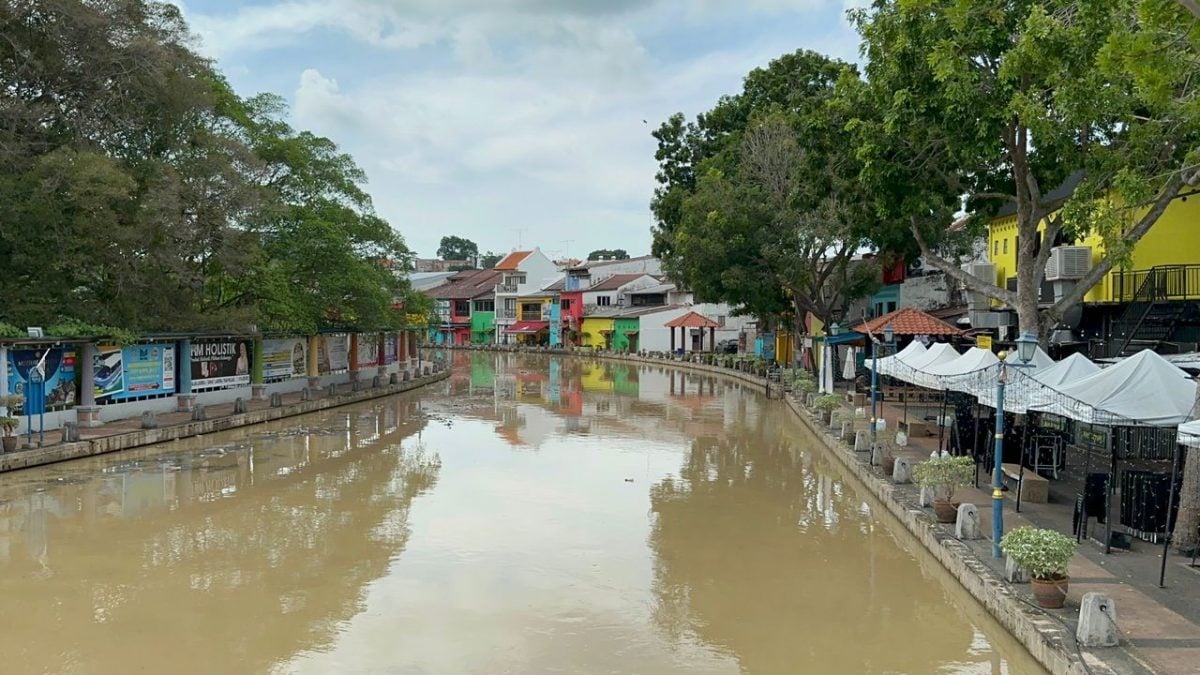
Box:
[1,367,449,474]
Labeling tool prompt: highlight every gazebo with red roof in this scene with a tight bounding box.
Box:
[853,306,965,338]
[665,311,721,353]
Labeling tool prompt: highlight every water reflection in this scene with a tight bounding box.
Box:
[0,399,439,675]
[0,353,1040,674]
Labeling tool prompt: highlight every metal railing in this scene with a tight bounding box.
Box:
[497,309,517,319]
[1112,264,1200,303]
[496,284,519,293]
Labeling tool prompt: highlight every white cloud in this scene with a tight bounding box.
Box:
[178,0,857,257]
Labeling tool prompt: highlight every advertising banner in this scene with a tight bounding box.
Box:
[317,334,350,374]
[383,333,397,364]
[262,338,307,380]
[95,343,176,401]
[191,339,252,389]
[7,348,76,414]
[357,334,379,367]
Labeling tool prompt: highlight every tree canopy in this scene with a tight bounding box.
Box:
[851,0,1200,339]
[0,0,421,335]
[586,249,630,261]
[436,235,479,263]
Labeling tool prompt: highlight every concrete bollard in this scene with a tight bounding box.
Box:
[854,407,866,419]
[270,392,283,408]
[403,370,412,382]
[301,388,312,401]
[840,420,854,442]
[1077,593,1119,647]
[955,504,981,539]
[871,443,885,467]
[372,375,383,388]
[141,411,158,429]
[233,398,248,414]
[192,405,207,422]
[895,430,909,447]
[854,430,870,452]
[805,393,816,408]
[61,421,80,443]
[918,486,933,507]
[828,412,842,430]
[389,373,399,385]
[892,456,912,484]
[1005,556,1028,584]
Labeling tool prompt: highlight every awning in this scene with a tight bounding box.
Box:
[623,330,639,335]
[823,331,866,346]
[505,321,549,334]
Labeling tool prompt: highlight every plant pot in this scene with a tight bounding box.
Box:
[932,499,958,523]
[1,435,16,453]
[882,455,896,476]
[1031,576,1070,609]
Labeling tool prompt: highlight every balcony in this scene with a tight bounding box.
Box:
[497,308,517,319]
[520,313,545,322]
[496,283,519,294]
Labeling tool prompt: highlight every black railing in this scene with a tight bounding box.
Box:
[1112,265,1200,303]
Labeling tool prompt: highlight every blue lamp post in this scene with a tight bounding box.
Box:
[992,330,1038,558]
[869,323,895,465]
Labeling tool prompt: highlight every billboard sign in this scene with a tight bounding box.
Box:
[357,333,379,367]
[6,348,76,414]
[316,335,350,374]
[262,338,307,380]
[191,339,252,389]
[95,343,176,401]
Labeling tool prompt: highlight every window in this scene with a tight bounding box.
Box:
[887,301,897,313]
[717,315,727,327]
[1003,239,1008,254]
[597,296,612,306]
[454,300,470,316]
[993,240,999,256]
[474,299,495,312]
[560,299,572,310]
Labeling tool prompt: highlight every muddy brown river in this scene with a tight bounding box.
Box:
[0,353,1044,674]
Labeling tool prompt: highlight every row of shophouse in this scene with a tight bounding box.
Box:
[421,251,755,353]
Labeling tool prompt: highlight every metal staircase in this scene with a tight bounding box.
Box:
[1108,266,1195,357]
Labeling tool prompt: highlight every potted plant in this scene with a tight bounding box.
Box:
[912,455,975,523]
[813,394,842,425]
[1001,527,1077,609]
[0,394,22,453]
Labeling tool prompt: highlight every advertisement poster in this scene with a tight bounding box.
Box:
[96,343,176,401]
[7,348,76,414]
[317,335,350,374]
[357,334,379,367]
[191,339,252,389]
[262,338,307,379]
[383,334,397,365]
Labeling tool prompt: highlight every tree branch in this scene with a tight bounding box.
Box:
[910,215,1018,305]
[1177,0,1200,20]
[1049,172,1186,318]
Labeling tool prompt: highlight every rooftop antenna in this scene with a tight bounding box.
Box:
[512,227,528,249]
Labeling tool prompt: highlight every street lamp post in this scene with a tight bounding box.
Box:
[992,330,1038,558]
[869,323,895,465]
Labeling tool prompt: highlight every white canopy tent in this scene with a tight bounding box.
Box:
[912,347,999,393]
[1005,345,1055,373]
[1178,419,1200,448]
[871,341,926,377]
[977,352,1102,414]
[885,342,960,387]
[1030,350,1197,427]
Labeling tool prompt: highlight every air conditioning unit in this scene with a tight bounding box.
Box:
[1052,280,1076,303]
[968,309,1015,329]
[1045,246,1092,281]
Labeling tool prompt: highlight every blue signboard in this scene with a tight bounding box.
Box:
[96,343,176,402]
[549,303,562,348]
[6,348,76,414]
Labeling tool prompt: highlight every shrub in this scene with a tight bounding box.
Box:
[813,394,842,412]
[912,455,975,500]
[1000,527,1077,581]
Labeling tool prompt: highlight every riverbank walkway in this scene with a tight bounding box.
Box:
[861,392,1200,675]
[0,368,447,474]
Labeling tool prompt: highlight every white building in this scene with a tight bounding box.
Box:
[493,248,558,344]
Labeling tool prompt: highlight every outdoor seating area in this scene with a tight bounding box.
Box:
[818,306,1200,589]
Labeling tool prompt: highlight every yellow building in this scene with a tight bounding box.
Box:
[580,317,615,349]
[986,188,1200,304]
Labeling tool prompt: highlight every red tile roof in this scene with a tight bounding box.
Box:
[664,311,721,328]
[494,250,532,270]
[588,273,646,292]
[853,306,964,337]
[426,269,502,300]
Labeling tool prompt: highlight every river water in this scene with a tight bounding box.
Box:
[0,353,1044,674]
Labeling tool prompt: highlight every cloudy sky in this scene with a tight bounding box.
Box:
[174,1,863,260]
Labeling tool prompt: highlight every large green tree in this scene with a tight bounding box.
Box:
[586,248,630,261]
[651,50,883,331]
[852,0,1200,340]
[436,235,478,263]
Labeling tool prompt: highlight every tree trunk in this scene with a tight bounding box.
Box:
[1173,379,1200,552]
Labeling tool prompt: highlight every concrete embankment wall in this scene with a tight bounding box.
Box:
[450,347,1083,675]
[0,369,449,474]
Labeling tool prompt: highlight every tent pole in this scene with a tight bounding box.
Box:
[1079,441,1093,543]
[1016,414,1030,513]
[937,390,948,456]
[972,400,982,488]
[1160,442,1182,587]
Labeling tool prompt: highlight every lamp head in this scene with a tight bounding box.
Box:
[830,322,841,336]
[1016,330,1038,364]
[883,323,894,344]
